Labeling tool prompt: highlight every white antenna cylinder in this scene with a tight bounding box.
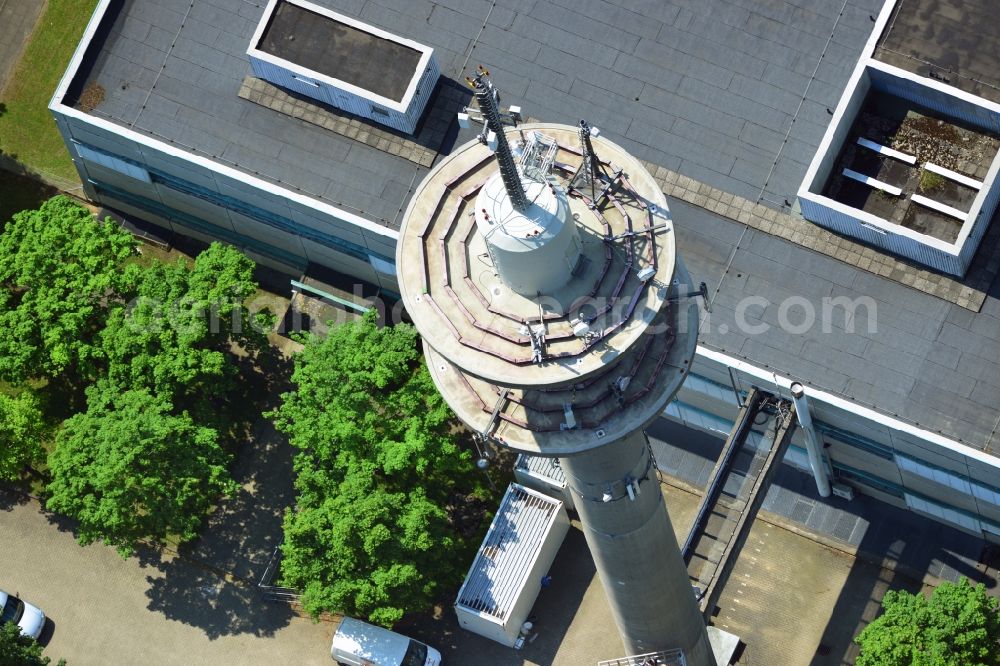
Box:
[475,172,581,296]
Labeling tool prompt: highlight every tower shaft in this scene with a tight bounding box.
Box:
[560,431,717,663]
[397,117,712,664]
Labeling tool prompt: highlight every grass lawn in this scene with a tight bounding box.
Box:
[0,0,99,184]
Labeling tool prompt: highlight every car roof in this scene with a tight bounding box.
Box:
[333,617,409,663]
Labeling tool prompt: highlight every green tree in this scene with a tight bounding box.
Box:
[0,391,47,480]
[0,196,137,384]
[855,577,1000,666]
[46,385,237,556]
[100,242,272,408]
[281,473,461,627]
[0,620,61,665]
[270,313,485,625]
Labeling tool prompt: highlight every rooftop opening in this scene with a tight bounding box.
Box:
[255,0,419,103]
[799,59,1000,277]
[821,91,999,244]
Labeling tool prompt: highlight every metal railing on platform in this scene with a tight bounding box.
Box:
[597,649,686,666]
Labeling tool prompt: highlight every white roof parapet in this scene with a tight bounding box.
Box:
[842,168,903,196]
[856,137,917,164]
[910,193,967,220]
[923,162,984,190]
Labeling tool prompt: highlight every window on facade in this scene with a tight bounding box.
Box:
[904,492,981,533]
[368,253,396,275]
[74,142,151,183]
[971,481,1000,508]
[783,446,812,473]
[896,454,973,494]
[292,75,320,87]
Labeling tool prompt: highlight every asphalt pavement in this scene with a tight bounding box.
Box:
[0,0,45,94]
[0,488,336,665]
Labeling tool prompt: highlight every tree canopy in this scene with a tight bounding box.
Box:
[270,312,486,625]
[0,197,274,557]
[0,620,62,665]
[0,196,137,384]
[0,391,47,481]
[100,242,272,419]
[855,577,1000,666]
[46,384,237,557]
[281,472,462,627]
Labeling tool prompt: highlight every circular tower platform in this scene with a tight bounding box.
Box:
[396,123,700,456]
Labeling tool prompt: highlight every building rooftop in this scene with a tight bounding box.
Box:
[67,0,879,229]
[63,0,1000,455]
[875,0,1000,104]
[674,195,1000,455]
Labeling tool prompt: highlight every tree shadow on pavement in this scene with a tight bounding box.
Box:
[142,358,301,639]
[0,485,31,512]
[141,547,296,640]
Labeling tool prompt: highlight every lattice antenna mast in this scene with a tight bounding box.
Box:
[467,67,529,211]
[579,119,598,183]
[579,119,599,199]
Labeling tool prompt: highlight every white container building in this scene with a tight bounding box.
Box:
[513,454,575,511]
[455,483,569,647]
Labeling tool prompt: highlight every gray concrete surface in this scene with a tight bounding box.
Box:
[0,0,45,95]
[0,490,336,666]
[1,469,978,666]
[562,432,715,663]
[650,418,995,588]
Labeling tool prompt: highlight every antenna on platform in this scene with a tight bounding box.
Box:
[576,119,611,200]
[462,66,529,211]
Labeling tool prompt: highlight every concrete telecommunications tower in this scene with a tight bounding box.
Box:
[396,68,715,664]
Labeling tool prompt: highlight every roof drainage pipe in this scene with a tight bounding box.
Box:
[790,383,832,498]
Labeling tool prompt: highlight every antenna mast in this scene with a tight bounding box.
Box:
[467,66,529,211]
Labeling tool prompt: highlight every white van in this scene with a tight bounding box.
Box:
[330,617,442,666]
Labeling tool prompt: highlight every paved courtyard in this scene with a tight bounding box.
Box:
[2,410,990,665]
[408,481,934,666]
[0,489,335,666]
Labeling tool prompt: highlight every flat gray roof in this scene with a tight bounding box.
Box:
[66,0,1000,457]
[673,195,1000,455]
[67,0,879,228]
[256,0,420,102]
[875,0,1000,104]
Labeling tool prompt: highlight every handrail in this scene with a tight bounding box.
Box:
[290,279,370,314]
[681,388,761,561]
